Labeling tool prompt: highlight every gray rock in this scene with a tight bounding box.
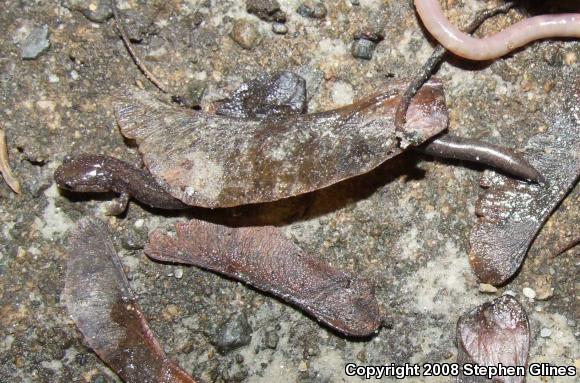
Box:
[247,0,286,22]
[296,65,323,101]
[272,22,288,35]
[296,1,327,19]
[21,25,50,60]
[63,0,113,23]
[212,313,253,353]
[121,226,147,250]
[351,38,376,60]
[264,330,279,349]
[230,20,260,50]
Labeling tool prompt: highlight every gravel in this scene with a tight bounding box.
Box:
[0,1,577,382]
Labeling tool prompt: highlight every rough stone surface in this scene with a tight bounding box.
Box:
[20,25,50,59]
[296,1,327,19]
[0,1,578,382]
[63,0,113,23]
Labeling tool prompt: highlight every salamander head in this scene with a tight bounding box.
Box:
[54,154,113,192]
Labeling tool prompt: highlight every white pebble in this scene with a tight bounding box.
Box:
[70,70,79,80]
[48,74,59,83]
[174,268,183,279]
[523,287,536,299]
[540,328,552,338]
[479,283,498,293]
[134,219,144,228]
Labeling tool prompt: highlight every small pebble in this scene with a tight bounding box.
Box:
[247,0,286,22]
[134,219,144,229]
[350,0,360,5]
[63,0,112,23]
[298,361,308,372]
[212,313,253,353]
[231,20,260,50]
[161,304,180,321]
[174,268,183,279]
[296,1,327,19]
[479,283,498,293]
[351,38,376,60]
[540,328,552,338]
[522,287,536,300]
[21,25,50,60]
[354,30,384,43]
[296,65,324,100]
[264,331,279,349]
[48,74,59,83]
[563,52,577,65]
[121,225,147,250]
[272,22,288,35]
[70,70,79,80]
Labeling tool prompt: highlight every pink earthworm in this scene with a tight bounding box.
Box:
[414,0,580,60]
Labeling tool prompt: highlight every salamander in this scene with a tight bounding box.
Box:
[54,154,187,215]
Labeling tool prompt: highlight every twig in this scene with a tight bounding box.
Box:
[0,129,21,194]
[552,236,580,258]
[395,2,516,133]
[111,0,169,94]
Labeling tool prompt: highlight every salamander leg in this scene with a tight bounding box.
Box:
[104,192,130,216]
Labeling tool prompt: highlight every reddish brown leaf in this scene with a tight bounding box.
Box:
[64,218,197,383]
[469,83,580,285]
[145,219,382,337]
[456,295,530,383]
[115,78,447,208]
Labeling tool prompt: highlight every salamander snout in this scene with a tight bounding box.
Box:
[54,154,111,192]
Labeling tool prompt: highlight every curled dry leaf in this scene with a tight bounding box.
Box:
[0,129,21,194]
[64,218,197,383]
[145,219,382,337]
[469,84,580,285]
[115,78,447,208]
[456,295,530,383]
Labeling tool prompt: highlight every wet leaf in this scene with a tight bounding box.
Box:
[145,219,382,337]
[456,295,530,383]
[115,78,447,208]
[469,83,580,285]
[64,218,197,383]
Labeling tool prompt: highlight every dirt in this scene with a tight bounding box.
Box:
[0,1,577,382]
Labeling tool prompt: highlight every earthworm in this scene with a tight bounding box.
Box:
[395,2,516,132]
[417,134,544,182]
[414,0,580,60]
